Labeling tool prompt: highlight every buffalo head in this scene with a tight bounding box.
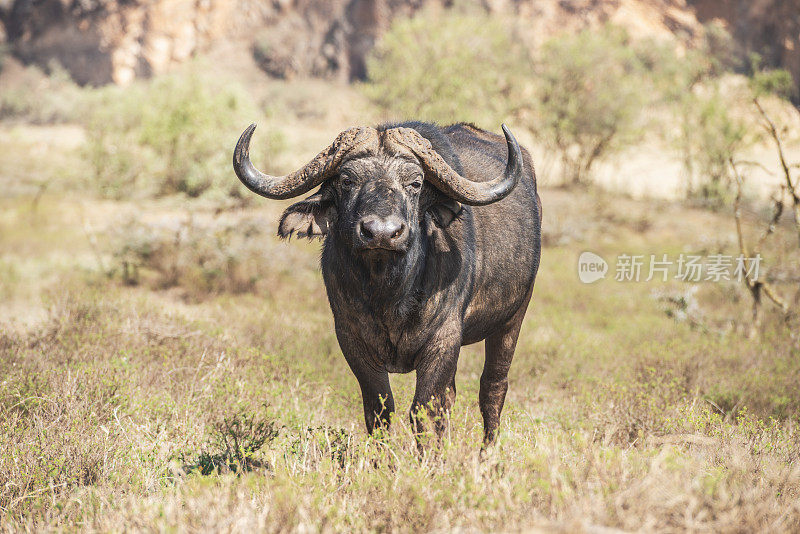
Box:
[232,123,523,266]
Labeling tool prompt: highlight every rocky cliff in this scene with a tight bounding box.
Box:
[690,0,800,98]
[0,0,797,93]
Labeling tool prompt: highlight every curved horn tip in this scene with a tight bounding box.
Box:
[244,123,257,142]
[234,123,258,163]
[500,124,518,145]
[240,122,257,142]
[500,123,523,163]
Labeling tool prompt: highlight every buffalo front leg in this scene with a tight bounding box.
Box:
[339,338,395,434]
[410,344,459,447]
[480,313,525,446]
[355,370,395,433]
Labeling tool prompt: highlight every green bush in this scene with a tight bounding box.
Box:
[363,8,531,126]
[365,16,655,186]
[634,25,754,206]
[532,26,649,185]
[183,409,280,475]
[750,64,796,101]
[676,84,748,206]
[364,13,754,191]
[0,61,84,123]
[83,68,284,199]
[82,83,149,198]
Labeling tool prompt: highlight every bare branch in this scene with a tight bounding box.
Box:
[731,159,760,329]
[753,98,792,185]
[729,158,793,324]
[755,195,784,251]
[753,97,800,247]
[729,158,751,264]
[761,280,791,314]
[732,159,776,176]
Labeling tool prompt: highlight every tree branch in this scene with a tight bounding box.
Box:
[729,158,792,322]
[733,159,776,176]
[755,195,784,251]
[753,97,800,248]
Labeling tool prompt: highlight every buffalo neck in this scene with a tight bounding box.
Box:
[322,232,429,326]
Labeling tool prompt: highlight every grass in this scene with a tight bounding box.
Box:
[1,56,800,532]
[1,182,799,531]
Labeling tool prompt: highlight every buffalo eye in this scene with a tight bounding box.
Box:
[340,173,354,188]
[405,178,423,192]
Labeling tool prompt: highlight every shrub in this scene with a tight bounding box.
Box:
[750,63,797,101]
[83,68,284,199]
[678,83,749,206]
[183,409,280,475]
[593,364,691,444]
[532,26,648,185]
[363,8,531,126]
[0,61,84,123]
[109,213,281,300]
[664,59,796,210]
[82,83,149,198]
[639,26,753,206]
[365,14,746,191]
[730,65,800,331]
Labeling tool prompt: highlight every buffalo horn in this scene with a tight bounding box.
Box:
[233,123,378,200]
[386,124,523,206]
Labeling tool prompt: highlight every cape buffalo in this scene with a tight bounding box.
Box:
[233,121,541,445]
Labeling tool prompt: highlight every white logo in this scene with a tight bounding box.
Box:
[578,251,608,284]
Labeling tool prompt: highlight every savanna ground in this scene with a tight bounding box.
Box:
[2,24,800,534]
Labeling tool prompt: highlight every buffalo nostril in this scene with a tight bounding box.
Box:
[391,224,406,240]
[360,220,375,240]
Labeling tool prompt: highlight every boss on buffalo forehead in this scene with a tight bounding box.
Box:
[232,121,541,448]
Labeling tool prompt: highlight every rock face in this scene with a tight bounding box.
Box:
[0,0,798,94]
[690,0,800,98]
[1,0,398,85]
[1,0,241,85]
[250,0,391,81]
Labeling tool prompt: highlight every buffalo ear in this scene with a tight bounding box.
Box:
[278,193,336,240]
[428,198,462,228]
